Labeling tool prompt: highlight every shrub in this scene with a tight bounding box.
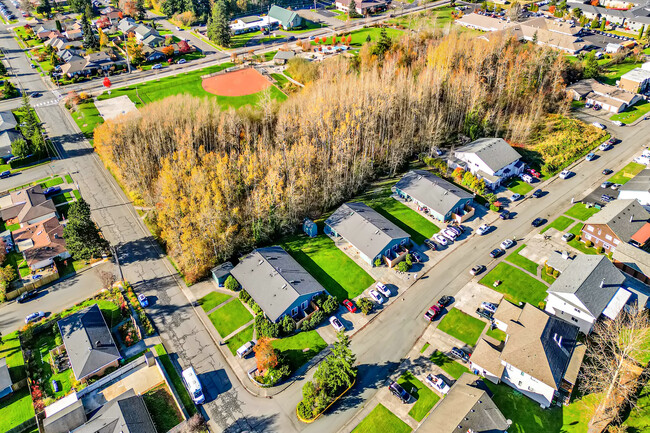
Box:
[597,246,604,254]
[301,317,313,331]
[310,310,325,326]
[224,275,239,291]
[358,297,373,315]
[405,254,413,267]
[553,269,560,277]
[281,315,296,334]
[374,257,382,267]
[297,400,313,420]
[320,295,338,315]
[251,302,263,315]
[538,301,547,310]
[396,261,410,272]
[255,314,279,338]
[585,240,593,248]
[239,289,251,303]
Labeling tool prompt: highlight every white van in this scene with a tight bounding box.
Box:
[236,341,255,358]
[182,367,205,404]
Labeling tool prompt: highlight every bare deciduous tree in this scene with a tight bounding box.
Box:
[580,307,650,433]
[183,413,207,433]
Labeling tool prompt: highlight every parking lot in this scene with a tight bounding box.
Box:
[581,30,635,51]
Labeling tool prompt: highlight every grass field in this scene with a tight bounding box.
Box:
[361,197,440,244]
[198,291,232,313]
[271,330,327,372]
[0,331,25,382]
[143,384,183,433]
[506,178,534,195]
[437,308,486,346]
[486,327,507,341]
[208,299,253,338]
[430,350,470,379]
[225,325,254,356]
[345,27,404,46]
[564,203,600,221]
[30,329,75,398]
[505,244,539,275]
[282,234,374,301]
[610,100,650,124]
[601,60,645,86]
[541,215,575,234]
[154,343,197,416]
[397,371,440,421]
[566,222,600,255]
[71,101,103,139]
[352,403,412,433]
[479,262,548,305]
[609,162,646,185]
[387,6,456,29]
[0,388,35,432]
[623,382,650,431]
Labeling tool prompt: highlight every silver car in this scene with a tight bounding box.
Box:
[369,289,384,304]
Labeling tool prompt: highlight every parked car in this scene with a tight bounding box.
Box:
[342,299,356,313]
[520,173,533,183]
[138,294,149,307]
[606,138,617,145]
[17,290,39,303]
[592,122,606,129]
[376,282,391,298]
[613,120,625,127]
[0,170,10,178]
[500,239,515,249]
[562,232,575,242]
[31,91,41,98]
[586,152,596,161]
[329,316,345,332]
[601,181,613,189]
[532,189,543,198]
[152,63,163,69]
[424,239,436,250]
[442,229,457,241]
[43,186,61,195]
[481,302,498,314]
[476,307,494,321]
[434,234,449,245]
[510,193,522,201]
[25,311,45,324]
[601,194,614,202]
[611,183,621,190]
[424,305,441,321]
[531,217,545,227]
[559,169,572,179]
[489,248,504,258]
[369,289,384,304]
[470,265,486,275]
[437,295,452,308]
[476,224,490,235]
[178,58,187,64]
[599,143,612,151]
[499,210,511,220]
[446,225,462,236]
[389,381,411,403]
[412,251,423,262]
[450,347,469,362]
[602,168,613,175]
[425,374,450,394]
[32,274,42,280]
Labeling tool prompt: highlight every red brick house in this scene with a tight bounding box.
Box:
[581,199,650,252]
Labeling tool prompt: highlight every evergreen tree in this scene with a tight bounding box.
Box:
[37,0,52,17]
[640,25,645,40]
[646,25,650,40]
[135,0,145,20]
[82,6,99,50]
[162,0,183,16]
[600,19,606,31]
[69,0,90,13]
[0,62,6,76]
[583,51,599,78]
[2,81,18,100]
[373,27,391,57]
[348,0,358,17]
[207,0,230,47]
[19,94,38,139]
[11,138,30,158]
[55,19,62,32]
[63,198,109,260]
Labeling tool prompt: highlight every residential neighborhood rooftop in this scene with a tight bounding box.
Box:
[584,199,650,243]
[72,389,156,433]
[454,137,522,174]
[393,170,473,217]
[0,185,57,225]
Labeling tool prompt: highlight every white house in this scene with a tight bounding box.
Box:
[619,169,650,206]
[451,137,524,189]
[545,254,630,334]
[470,303,581,408]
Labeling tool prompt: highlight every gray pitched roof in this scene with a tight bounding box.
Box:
[325,202,410,260]
[268,5,300,27]
[273,50,295,60]
[620,169,650,194]
[584,199,650,242]
[58,304,121,380]
[419,373,509,433]
[393,170,473,217]
[0,185,57,224]
[455,137,522,173]
[231,246,326,322]
[72,389,156,433]
[0,111,17,132]
[0,130,22,159]
[0,357,12,391]
[548,255,626,317]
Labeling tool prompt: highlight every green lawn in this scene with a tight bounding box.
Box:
[207,299,253,338]
[541,271,557,285]
[0,387,35,432]
[437,308,486,347]
[71,101,103,139]
[505,244,539,275]
[282,234,374,301]
[272,73,290,87]
[506,178,534,195]
[285,19,323,33]
[30,330,75,398]
[623,381,650,431]
[361,197,440,244]
[609,162,646,185]
[345,27,404,46]
[0,331,26,382]
[564,203,600,221]
[610,100,650,124]
[430,350,470,379]
[153,344,197,416]
[601,60,645,86]
[351,403,412,433]
[397,371,440,421]
[486,327,507,342]
[225,325,254,356]
[387,6,456,29]
[420,342,430,353]
[198,291,232,313]
[479,262,548,305]
[271,330,327,372]
[143,384,183,433]
[40,176,64,188]
[540,216,575,234]
[566,222,600,255]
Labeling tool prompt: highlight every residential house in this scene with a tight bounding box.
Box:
[134,24,158,42]
[0,357,12,399]
[581,199,650,251]
[57,304,121,382]
[0,185,58,227]
[0,110,17,132]
[35,21,60,40]
[273,50,295,65]
[566,78,642,113]
[619,169,650,205]
[13,216,70,270]
[325,202,411,266]
[451,137,524,189]
[335,0,390,16]
[455,13,511,32]
[45,36,68,49]
[564,0,650,31]
[0,129,22,161]
[59,49,83,62]
[268,5,303,30]
[392,170,475,222]
[142,33,165,47]
[230,246,328,323]
[417,373,509,433]
[545,255,630,334]
[613,241,650,287]
[470,303,581,408]
[230,15,279,34]
[117,17,137,35]
[60,56,89,77]
[619,67,650,93]
[65,27,83,41]
[142,46,165,62]
[61,52,119,77]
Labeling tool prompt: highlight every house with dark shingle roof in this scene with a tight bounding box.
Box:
[0,185,58,228]
[14,216,70,270]
[452,137,524,189]
[418,373,509,433]
[0,111,17,132]
[58,304,121,382]
[545,255,630,334]
[393,170,474,222]
[230,246,328,323]
[582,199,650,251]
[0,129,23,161]
[268,5,302,29]
[0,357,13,399]
[325,201,411,266]
[470,303,581,408]
[70,389,156,433]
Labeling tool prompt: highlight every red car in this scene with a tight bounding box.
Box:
[424,305,441,321]
[342,299,357,313]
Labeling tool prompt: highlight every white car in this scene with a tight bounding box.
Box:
[592,122,606,129]
[434,234,448,245]
[500,239,515,249]
[329,316,345,332]
[369,289,384,304]
[442,229,457,240]
[599,143,612,151]
[476,224,490,236]
[613,121,624,127]
[425,374,450,394]
[375,282,391,297]
[559,170,572,179]
[510,193,522,201]
[481,302,498,314]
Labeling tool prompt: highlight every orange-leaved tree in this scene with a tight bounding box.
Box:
[255,337,278,372]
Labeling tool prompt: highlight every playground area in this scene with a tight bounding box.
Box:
[201,67,272,97]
